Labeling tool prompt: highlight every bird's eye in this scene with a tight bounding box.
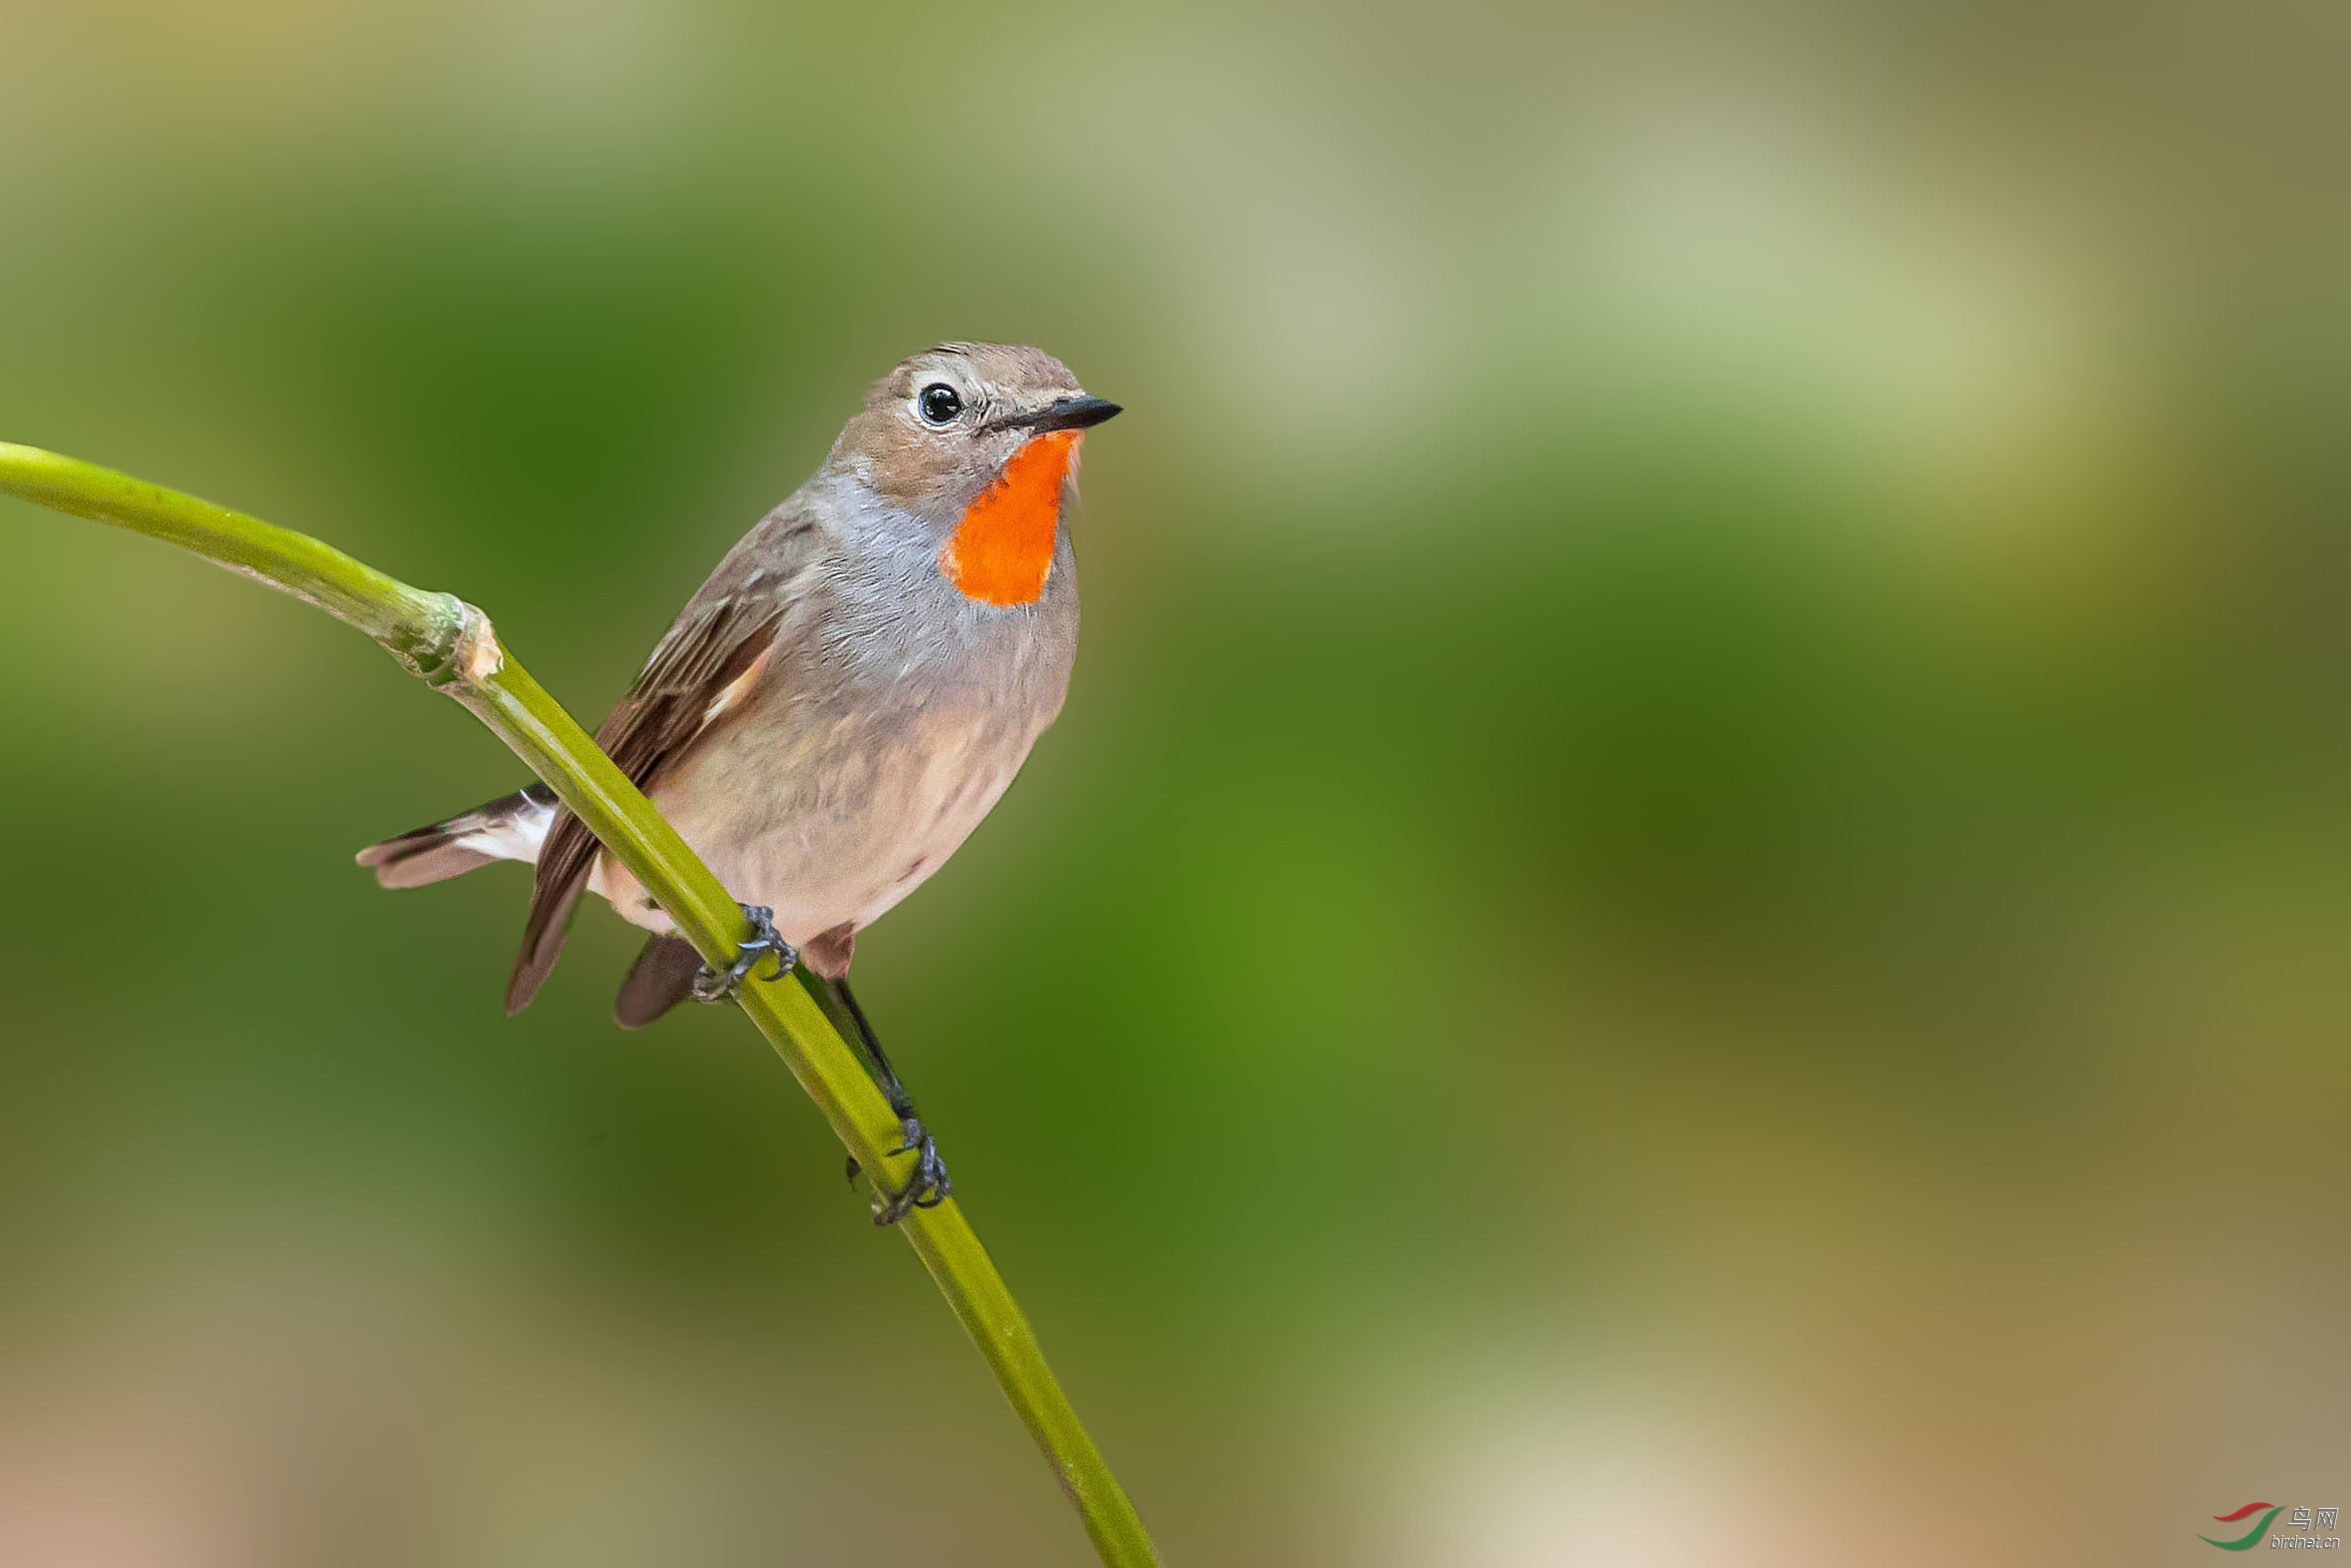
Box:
[918,384,963,424]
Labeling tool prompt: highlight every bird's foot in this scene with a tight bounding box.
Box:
[867,1115,952,1225]
[691,904,797,1003]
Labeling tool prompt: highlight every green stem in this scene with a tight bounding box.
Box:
[0,441,1163,1568]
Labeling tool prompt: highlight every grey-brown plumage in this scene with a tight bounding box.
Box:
[357,344,1118,1028]
[612,934,706,1029]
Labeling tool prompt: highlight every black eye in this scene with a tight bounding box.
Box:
[918,384,963,424]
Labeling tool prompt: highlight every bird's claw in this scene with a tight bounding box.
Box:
[869,1115,952,1225]
[691,904,797,1003]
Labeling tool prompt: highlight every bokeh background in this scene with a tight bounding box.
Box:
[3,2,2347,1564]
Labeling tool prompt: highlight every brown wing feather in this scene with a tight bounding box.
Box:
[504,507,819,1014]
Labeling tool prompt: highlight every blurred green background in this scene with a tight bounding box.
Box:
[3,2,2347,1564]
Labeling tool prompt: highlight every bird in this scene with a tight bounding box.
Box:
[355,344,1119,1219]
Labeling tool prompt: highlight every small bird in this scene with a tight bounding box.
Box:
[357,344,1119,1218]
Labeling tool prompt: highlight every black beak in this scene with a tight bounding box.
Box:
[1010,395,1123,433]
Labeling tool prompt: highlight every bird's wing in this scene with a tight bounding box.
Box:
[505,504,825,1014]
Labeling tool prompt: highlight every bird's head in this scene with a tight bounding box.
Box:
[832,344,1120,606]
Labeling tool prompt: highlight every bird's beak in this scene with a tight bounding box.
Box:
[1012,395,1123,433]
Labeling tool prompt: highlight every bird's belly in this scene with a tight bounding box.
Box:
[591,695,1039,946]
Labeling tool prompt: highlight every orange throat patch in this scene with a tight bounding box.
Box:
[939,430,1080,607]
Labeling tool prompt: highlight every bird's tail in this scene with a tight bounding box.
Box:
[355,783,557,889]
